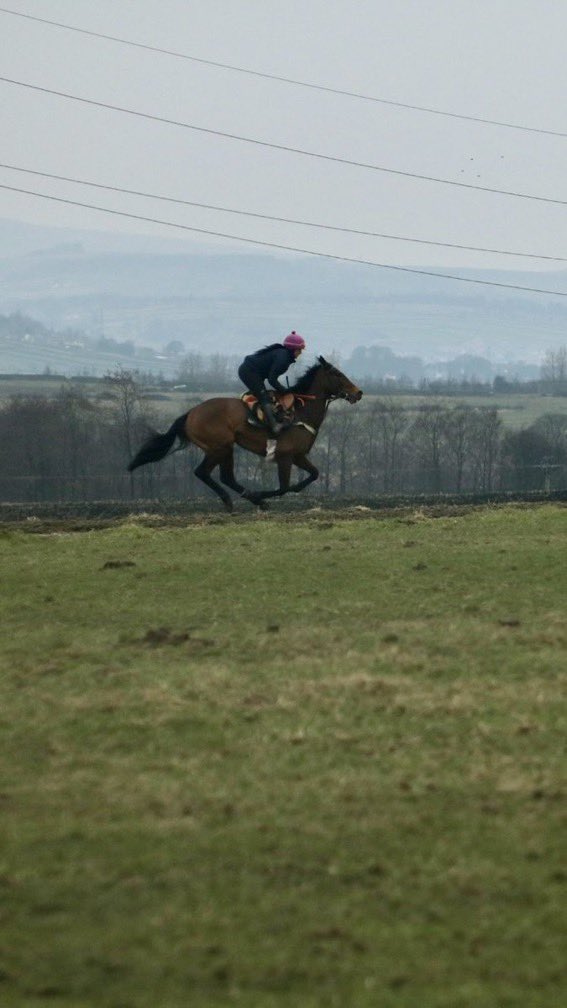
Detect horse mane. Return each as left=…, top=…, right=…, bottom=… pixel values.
left=288, top=358, right=326, bottom=393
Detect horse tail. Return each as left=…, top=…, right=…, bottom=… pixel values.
left=127, top=413, right=189, bottom=472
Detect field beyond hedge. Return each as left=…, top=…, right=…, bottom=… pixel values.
left=4, top=374, right=567, bottom=430
left=1, top=505, right=566, bottom=1007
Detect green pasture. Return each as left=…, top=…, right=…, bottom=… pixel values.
left=1, top=505, right=566, bottom=1007
left=0, top=375, right=201, bottom=414
left=371, top=393, right=567, bottom=429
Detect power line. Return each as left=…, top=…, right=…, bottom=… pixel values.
left=1, top=161, right=565, bottom=262
left=1, top=4, right=565, bottom=139
left=3, top=75, right=567, bottom=208
left=1, top=180, right=566, bottom=297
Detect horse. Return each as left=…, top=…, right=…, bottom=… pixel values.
left=128, top=356, right=363, bottom=510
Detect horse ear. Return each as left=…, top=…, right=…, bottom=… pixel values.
left=318, top=355, right=329, bottom=367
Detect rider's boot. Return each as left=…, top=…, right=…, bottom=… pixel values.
left=259, top=394, right=283, bottom=436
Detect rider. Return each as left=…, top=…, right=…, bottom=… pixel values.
left=238, top=331, right=306, bottom=435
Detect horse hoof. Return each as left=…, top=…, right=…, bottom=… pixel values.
left=244, top=492, right=265, bottom=508
left=257, top=499, right=270, bottom=511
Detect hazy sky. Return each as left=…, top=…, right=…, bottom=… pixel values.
left=2, top=0, right=567, bottom=274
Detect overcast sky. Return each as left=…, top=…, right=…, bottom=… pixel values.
left=2, top=0, right=567, bottom=274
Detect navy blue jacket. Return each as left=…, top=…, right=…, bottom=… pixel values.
left=241, top=344, right=295, bottom=393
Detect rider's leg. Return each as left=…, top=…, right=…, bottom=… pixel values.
left=257, top=389, right=283, bottom=436
left=238, top=365, right=282, bottom=436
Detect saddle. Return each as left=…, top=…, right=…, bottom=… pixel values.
left=242, top=391, right=296, bottom=430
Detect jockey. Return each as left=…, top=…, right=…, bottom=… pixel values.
left=238, top=331, right=306, bottom=435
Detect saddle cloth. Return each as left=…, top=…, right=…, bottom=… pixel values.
left=241, top=391, right=295, bottom=428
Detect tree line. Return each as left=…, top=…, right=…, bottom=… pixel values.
left=172, top=347, right=567, bottom=397
left=1, top=369, right=566, bottom=503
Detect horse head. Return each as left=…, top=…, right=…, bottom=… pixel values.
left=317, top=356, right=363, bottom=403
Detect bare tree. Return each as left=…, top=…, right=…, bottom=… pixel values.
left=443, top=405, right=475, bottom=493
left=470, top=408, right=502, bottom=492
left=104, top=367, right=143, bottom=462
left=410, top=404, right=445, bottom=492
left=375, top=400, right=408, bottom=492
left=541, top=346, right=567, bottom=394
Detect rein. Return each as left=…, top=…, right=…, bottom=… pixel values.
left=293, top=392, right=349, bottom=404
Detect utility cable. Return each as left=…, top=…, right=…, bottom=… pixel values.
left=3, top=76, right=567, bottom=208
left=1, top=180, right=566, bottom=297
left=1, top=161, right=565, bottom=262
left=3, top=77, right=567, bottom=208
left=1, top=5, right=566, bottom=139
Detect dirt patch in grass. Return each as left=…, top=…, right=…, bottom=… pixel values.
left=1, top=494, right=567, bottom=534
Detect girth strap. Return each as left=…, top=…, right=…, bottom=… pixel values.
left=294, top=420, right=317, bottom=435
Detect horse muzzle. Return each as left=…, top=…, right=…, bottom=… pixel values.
left=346, top=388, right=363, bottom=403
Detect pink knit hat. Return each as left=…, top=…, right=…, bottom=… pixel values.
left=283, top=331, right=306, bottom=349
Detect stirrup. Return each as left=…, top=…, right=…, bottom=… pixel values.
left=246, top=413, right=264, bottom=428
left=246, top=414, right=281, bottom=434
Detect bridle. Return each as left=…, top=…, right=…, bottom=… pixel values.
left=293, top=386, right=359, bottom=405
left=332, top=390, right=360, bottom=403
left=290, top=364, right=361, bottom=407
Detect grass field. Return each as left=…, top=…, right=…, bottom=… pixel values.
left=381, top=393, right=567, bottom=429
left=1, top=505, right=566, bottom=1007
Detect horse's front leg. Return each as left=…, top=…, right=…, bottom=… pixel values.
left=255, top=454, right=293, bottom=499
left=288, top=454, right=319, bottom=493
left=276, top=454, right=293, bottom=495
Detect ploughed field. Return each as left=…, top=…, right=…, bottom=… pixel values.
left=1, top=505, right=566, bottom=1007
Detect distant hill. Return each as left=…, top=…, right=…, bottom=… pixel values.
left=345, top=345, right=539, bottom=383
left=0, top=215, right=209, bottom=258
left=1, top=216, right=567, bottom=367
left=0, top=311, right=542, bottom=383
left=0, top=310, right=181, bottom=378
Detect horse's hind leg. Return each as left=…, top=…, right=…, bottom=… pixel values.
left=219, top=452, right=269, bottom=510
left=194, top=453, right=233, bottom=512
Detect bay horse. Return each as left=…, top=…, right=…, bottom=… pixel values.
left=128, top=356, right=362, bottom=510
